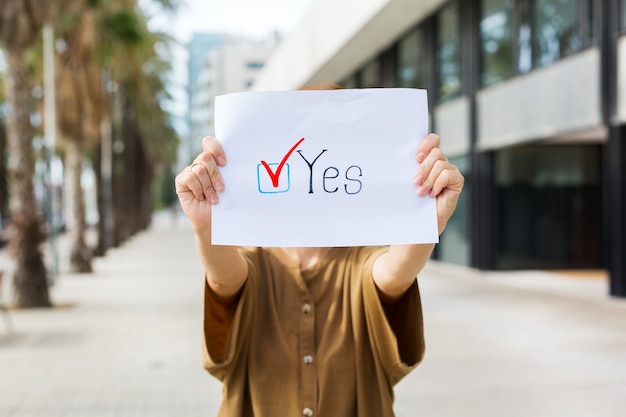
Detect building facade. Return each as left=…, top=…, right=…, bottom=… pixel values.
left=182, top=33, right=225, bottom=168
left=190, top=37, right=275, bottom=156
left=253, top=0, right=626, bottom=297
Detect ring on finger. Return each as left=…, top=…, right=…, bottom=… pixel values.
left=188, top=162, right=202, bottom=172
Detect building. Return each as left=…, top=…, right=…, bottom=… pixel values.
left=187, top=33, right=225, bottom=115
left=189, top=36, right=275, bottom=157
left=253, top=0, right=626, bottom=297
left=182, top=33, right=225, bottom=166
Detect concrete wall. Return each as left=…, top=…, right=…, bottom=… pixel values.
left=434, top=97, right=471, bottom=158
left=405, top=44, right=603, bottom=158
left=253, top=0, right=446, bottom=91
left=476, top=48, right=603, bottom=150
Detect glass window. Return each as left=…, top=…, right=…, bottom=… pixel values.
left=437, top=1, right=462, bottom=102
left=341, top=76, right=358, bottom=89
left=361, top=59, right=381, bottom=88
left=397, top=27, right=425, bottom=88
left=517, top=1, right=533, bottom=73
left=495, top=145, right=602, bottom=269
left=436, top=155, right=470, bottom=266
left=480, top=0, right=515, bottom=86
left=584, top=0, right=594, bottom=40
left=531, top=0, right=583, bottom=68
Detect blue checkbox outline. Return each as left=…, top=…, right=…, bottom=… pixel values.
left=257, top=162, right=291, bottom=194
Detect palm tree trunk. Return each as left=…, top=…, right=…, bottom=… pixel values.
left=4, top=49, right=51, bottom=308
left=93, top=116, right=114, bottom=256
left=0, top=120, right=8, bottom=227
left=66, top=140, right=92, bottom=273
left=92, top=140, right=105, bottom=257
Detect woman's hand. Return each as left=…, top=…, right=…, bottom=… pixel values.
left=175, top=136, right=227, bottom=231
left=414, top=133, right=465, bottom=235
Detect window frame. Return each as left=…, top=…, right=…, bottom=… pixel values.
left=395, top=26, right=428, bottom=89
left=359, top=56, right=383, bottom=88
left=436, top=0, right=463, bottom=103
left=529, top=0, right=590, bottom=68
left=479, top=0, right=517, bottom=87
left=477, top=0, right=595, bottom=88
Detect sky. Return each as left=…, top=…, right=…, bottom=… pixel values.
left=142, top=0, right=315, bottom=133
left=150, top=0, right=314, bottom=44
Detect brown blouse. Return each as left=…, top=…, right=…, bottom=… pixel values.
left=202, top=246, right=425, bottom=417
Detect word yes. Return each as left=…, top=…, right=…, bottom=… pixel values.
left=297, top=149, right=363, bottom=195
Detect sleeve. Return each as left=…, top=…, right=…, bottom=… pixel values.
left=202, top=253, right=256, bottom=382
left=360, top=247, right=426, bottom=386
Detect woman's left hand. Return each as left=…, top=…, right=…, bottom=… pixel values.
left=414, top=133, right=465, bottom=235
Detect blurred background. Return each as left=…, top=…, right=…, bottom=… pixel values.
left=2, top=0, right=626, bottom=304
left=1, top=0, right=626, bottom=416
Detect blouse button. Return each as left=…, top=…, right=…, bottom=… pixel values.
left=302, top=303, right=312, bottom=314
left=303, top=355, right=314, bottom=364
left=302, top=407, right=314, bottom=416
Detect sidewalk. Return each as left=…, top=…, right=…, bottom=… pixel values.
left=0, top=213, right=222, bottom=417
left=395, top=262, right=626, bottom=417
left=1, top=213, right=625, bottom=417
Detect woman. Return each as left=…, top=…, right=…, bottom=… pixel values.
left=176, top=132, right=464, bottom=417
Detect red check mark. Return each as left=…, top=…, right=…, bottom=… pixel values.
left=260, top=137, right=305, bottom=187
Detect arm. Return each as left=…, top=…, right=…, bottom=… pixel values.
left=175, top=136, right=248, bottom=304
left=373, top=133, right=464, bottom=301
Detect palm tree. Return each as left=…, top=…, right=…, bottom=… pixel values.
left=0, top=0, right=51, bottom=307
left=93, top=3, right=157, bottom=247
left=0, top=117, right=8, bottom=235
left=53, top=0, right=178, bottom=269
left=109, top=20, right=179, bottom=241
left=0, top=0, right=177, bottom=301
left=0, top=72, right=9, bottom=233
left=54, top=3, right=108, bottom=272
left=85, top=2, right=179, bottom=249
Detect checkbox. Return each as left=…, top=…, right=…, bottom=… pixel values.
left=258, top=162, right=290, bottom=193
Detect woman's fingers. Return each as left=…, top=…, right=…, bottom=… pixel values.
left=415, top=133, right=441, bottom=163
left=187, top=155, right=224, bottom=204
left=176, top=138, right=226, bottom=206
left=415, top=146, right=447, bottom=196
left=181, top=165, right=208, bottom=201
left=202, top=136, right=227, bottom=167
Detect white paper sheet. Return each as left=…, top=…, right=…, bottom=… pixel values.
left=211, top=88, right=438, bottom=247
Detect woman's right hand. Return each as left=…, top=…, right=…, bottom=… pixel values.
left=175, top=136, right=227, bottom=230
